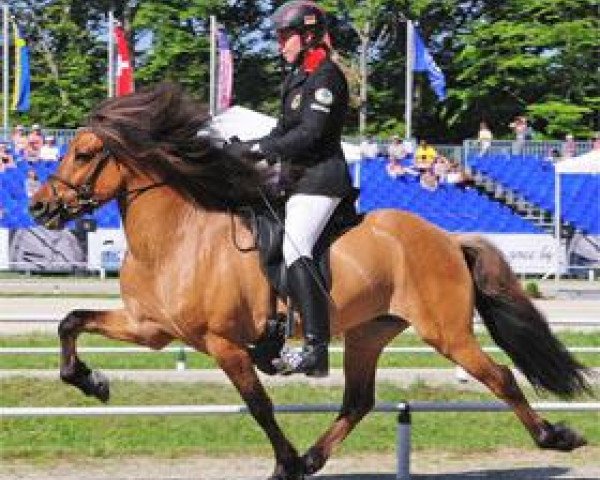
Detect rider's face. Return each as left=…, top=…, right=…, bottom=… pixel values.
left=277, top=29, right=303, bottom=64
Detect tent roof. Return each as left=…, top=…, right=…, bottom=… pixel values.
left=210, top=105, right=361, bottom=162
left=555, top=148, right=600, bottom=174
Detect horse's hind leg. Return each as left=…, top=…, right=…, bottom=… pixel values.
left=442, top=335, right=587, bottom=451
left=58, top=309, right=172, bottom=402
left=301, top=316, right=407, bottom=475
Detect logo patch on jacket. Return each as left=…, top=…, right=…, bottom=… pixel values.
left=290, top=93, right=302, bottom=110
left=315, top=88, right=333, bottom=106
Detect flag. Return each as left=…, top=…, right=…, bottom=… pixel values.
left=217, top=28, right=233, bottom=111
left=114, top=24, right=134, bottom=96
left=413, top=27, right=446, bottom=101
left=12, top=23, right=30, bottom=112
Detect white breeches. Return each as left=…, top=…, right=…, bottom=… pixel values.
left=283, top=194, right=341, bottom=266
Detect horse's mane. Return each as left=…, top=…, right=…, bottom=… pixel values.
left=87, top=82, right=264, bottom=209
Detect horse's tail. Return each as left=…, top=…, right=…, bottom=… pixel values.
left=458, top=235, right=591, bottom=398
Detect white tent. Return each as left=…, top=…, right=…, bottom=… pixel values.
left=210, top=105, right=361, bottom=162
left=554, top=148, right=600, bottom=281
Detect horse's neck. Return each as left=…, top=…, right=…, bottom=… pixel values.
left=120, top=184, right=210, bottom=262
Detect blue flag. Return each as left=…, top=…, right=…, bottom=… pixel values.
left=413, top=27, right=446, bottom=101
left=12, top=23, right=31, bottom=112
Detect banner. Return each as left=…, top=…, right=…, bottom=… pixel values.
left=484, top=234, right=562, bottom=274
left=114, top=24, right=134, bottom=96
left=8, top=227, right=86, bottom=272
left=217, top=28, right=233, bottom=111
left=87, top=229, right=126, bottom=272
left=11, top=23, right=30, bottom=112
left=413, top=27, right=446, bottom=101
left=0, top=229, right=8, bottom=270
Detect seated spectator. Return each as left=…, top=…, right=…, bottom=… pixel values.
left=25, top=169, right=41, bottom=198
left=360, top=135, right=379, bottom=160
left=11, top=124, right=28, bottom=155
left=419, top=168, right=438, bottom=191
left=387, top=135, right=406, bottom=163
left=477, top=121, right=493, bottom=155
left=39, top=136, right=60, bottom=161
left=562, top=133, right=576, bottom=158
left=414, top=139, right=437, bottom=170
left=446, top=161, right=475, bottom=189
left=544, top=148, right=562, bottom=163
left=26, top=124, right=44, bottom=161
left=432, top=154, right=451, bottom=181
left=0, top=142, right=16, bottom=171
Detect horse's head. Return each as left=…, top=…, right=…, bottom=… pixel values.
left=29, top=129, right=126, bottom=229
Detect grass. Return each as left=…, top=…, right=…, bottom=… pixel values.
left=1, top=378, right=598, bottom=461
left=0, top=332, right=598, bottom=370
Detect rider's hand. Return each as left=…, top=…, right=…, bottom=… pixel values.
left=223, top=139, right=264, bottom=163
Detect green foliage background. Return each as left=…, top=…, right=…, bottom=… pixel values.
left=5, top=0, right=599, bottom=141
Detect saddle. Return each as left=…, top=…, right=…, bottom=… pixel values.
left=237, top=188, right=363, bottom=374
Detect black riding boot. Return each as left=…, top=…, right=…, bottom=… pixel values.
left=275, top=257, right=330, bottom=377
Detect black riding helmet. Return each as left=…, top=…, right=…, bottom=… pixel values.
left=272, top=1, right=328, bottom=48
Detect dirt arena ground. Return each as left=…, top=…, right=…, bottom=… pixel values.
left=2, top=447, right=600, bottom=479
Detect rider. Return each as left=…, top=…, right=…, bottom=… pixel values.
left=226, top=0, right=353, bottom=377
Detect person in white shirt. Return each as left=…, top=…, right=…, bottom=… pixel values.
left=39, top=136, right=60, bottom=161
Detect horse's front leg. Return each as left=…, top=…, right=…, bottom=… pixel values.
left=58, top=309, right=172, bottom=402
left=207, top=336, right=303, bottom=480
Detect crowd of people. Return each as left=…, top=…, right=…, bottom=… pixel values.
left=0, top=124, right=63, bottom=174
left=360, top=135, right=474, bottom=192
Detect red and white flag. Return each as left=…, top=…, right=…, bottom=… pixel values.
left=217, top=29, right=233, bottom=111
left=114, top=24, right=134, bottom=96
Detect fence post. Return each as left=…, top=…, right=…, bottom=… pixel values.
left=396, top=403, right=411, bottom=480
left=176, top=347, right=187, bottom=371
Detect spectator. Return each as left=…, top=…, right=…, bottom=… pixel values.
left=477, top=121, right=493, bottom=155
left=562, top=133, right=576, bottom=158
left=387, top=135, right=406, bottom=161
left=432, top=154, right=451, bottom=181
left=402, top=138, right=415, bottom=157
left=25, top=169, right=41, bottom=198
left=415, top=139, right=437, bottom=170
left=0, top=142, right=16, bottom=171
left=544, top=148, right=562, bottom=163
left=360, top=135, right=379, bottom=160
left=592, top=132, right=600, bottom=151
left=509, top=115, right=528, bottom=154
left=419, top=168, right=438, bottom=191
left=11, top=124, right=28, bottom=155
left=446, top=161, right=475, bottom=189
left=39, top=136, right=60, bottom=162
left=26, top=124, right=44, bottom=161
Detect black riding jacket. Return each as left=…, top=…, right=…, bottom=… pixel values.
left=258, top=55, right=353, bottom=198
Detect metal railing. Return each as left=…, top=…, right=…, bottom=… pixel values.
left=1, top=401, right=598, bottom=480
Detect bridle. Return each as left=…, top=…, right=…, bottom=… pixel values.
left=48, top=146, right=113, bottom=216
left=46, top=144, right=165, bottom=220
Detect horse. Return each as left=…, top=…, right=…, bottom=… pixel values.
left=29, top=83, right=590, bottom=480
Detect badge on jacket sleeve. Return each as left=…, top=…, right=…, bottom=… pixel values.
left=290, top=93, right=302, bottom=110
left=315, top=88, right=333, bottom=106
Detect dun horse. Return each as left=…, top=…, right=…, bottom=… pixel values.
left=30, top=84, right=590, bottom=479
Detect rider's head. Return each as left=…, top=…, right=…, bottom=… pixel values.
left=272, top=1, right=328, bottom=64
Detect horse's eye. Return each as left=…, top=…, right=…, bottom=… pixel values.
left=75, top=152, right=94, bottom=162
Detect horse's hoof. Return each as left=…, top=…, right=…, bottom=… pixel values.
left=268, top=460, right=305, bottom=480
left=537, top=421, right=587, bottom=451
left=88, top=370, right=110, bottom=403
left=302, top=447, right=326, bottom=474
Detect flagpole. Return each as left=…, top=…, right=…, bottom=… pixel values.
left=108, top=10, right=115, bottom=98
left=2, top=3, right=9, bottom=137
left=209, top=15, right=217, bottom=116
left=404, top=19, right=414, bottom=141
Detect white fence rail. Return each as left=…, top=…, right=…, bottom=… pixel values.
left=1, top=401, right=598, bottom=480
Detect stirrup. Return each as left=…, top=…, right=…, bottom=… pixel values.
left=271, top=345, right=329, bottom=378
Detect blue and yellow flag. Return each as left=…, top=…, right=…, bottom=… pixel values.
left=12, top=23, right=30, bottom=112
